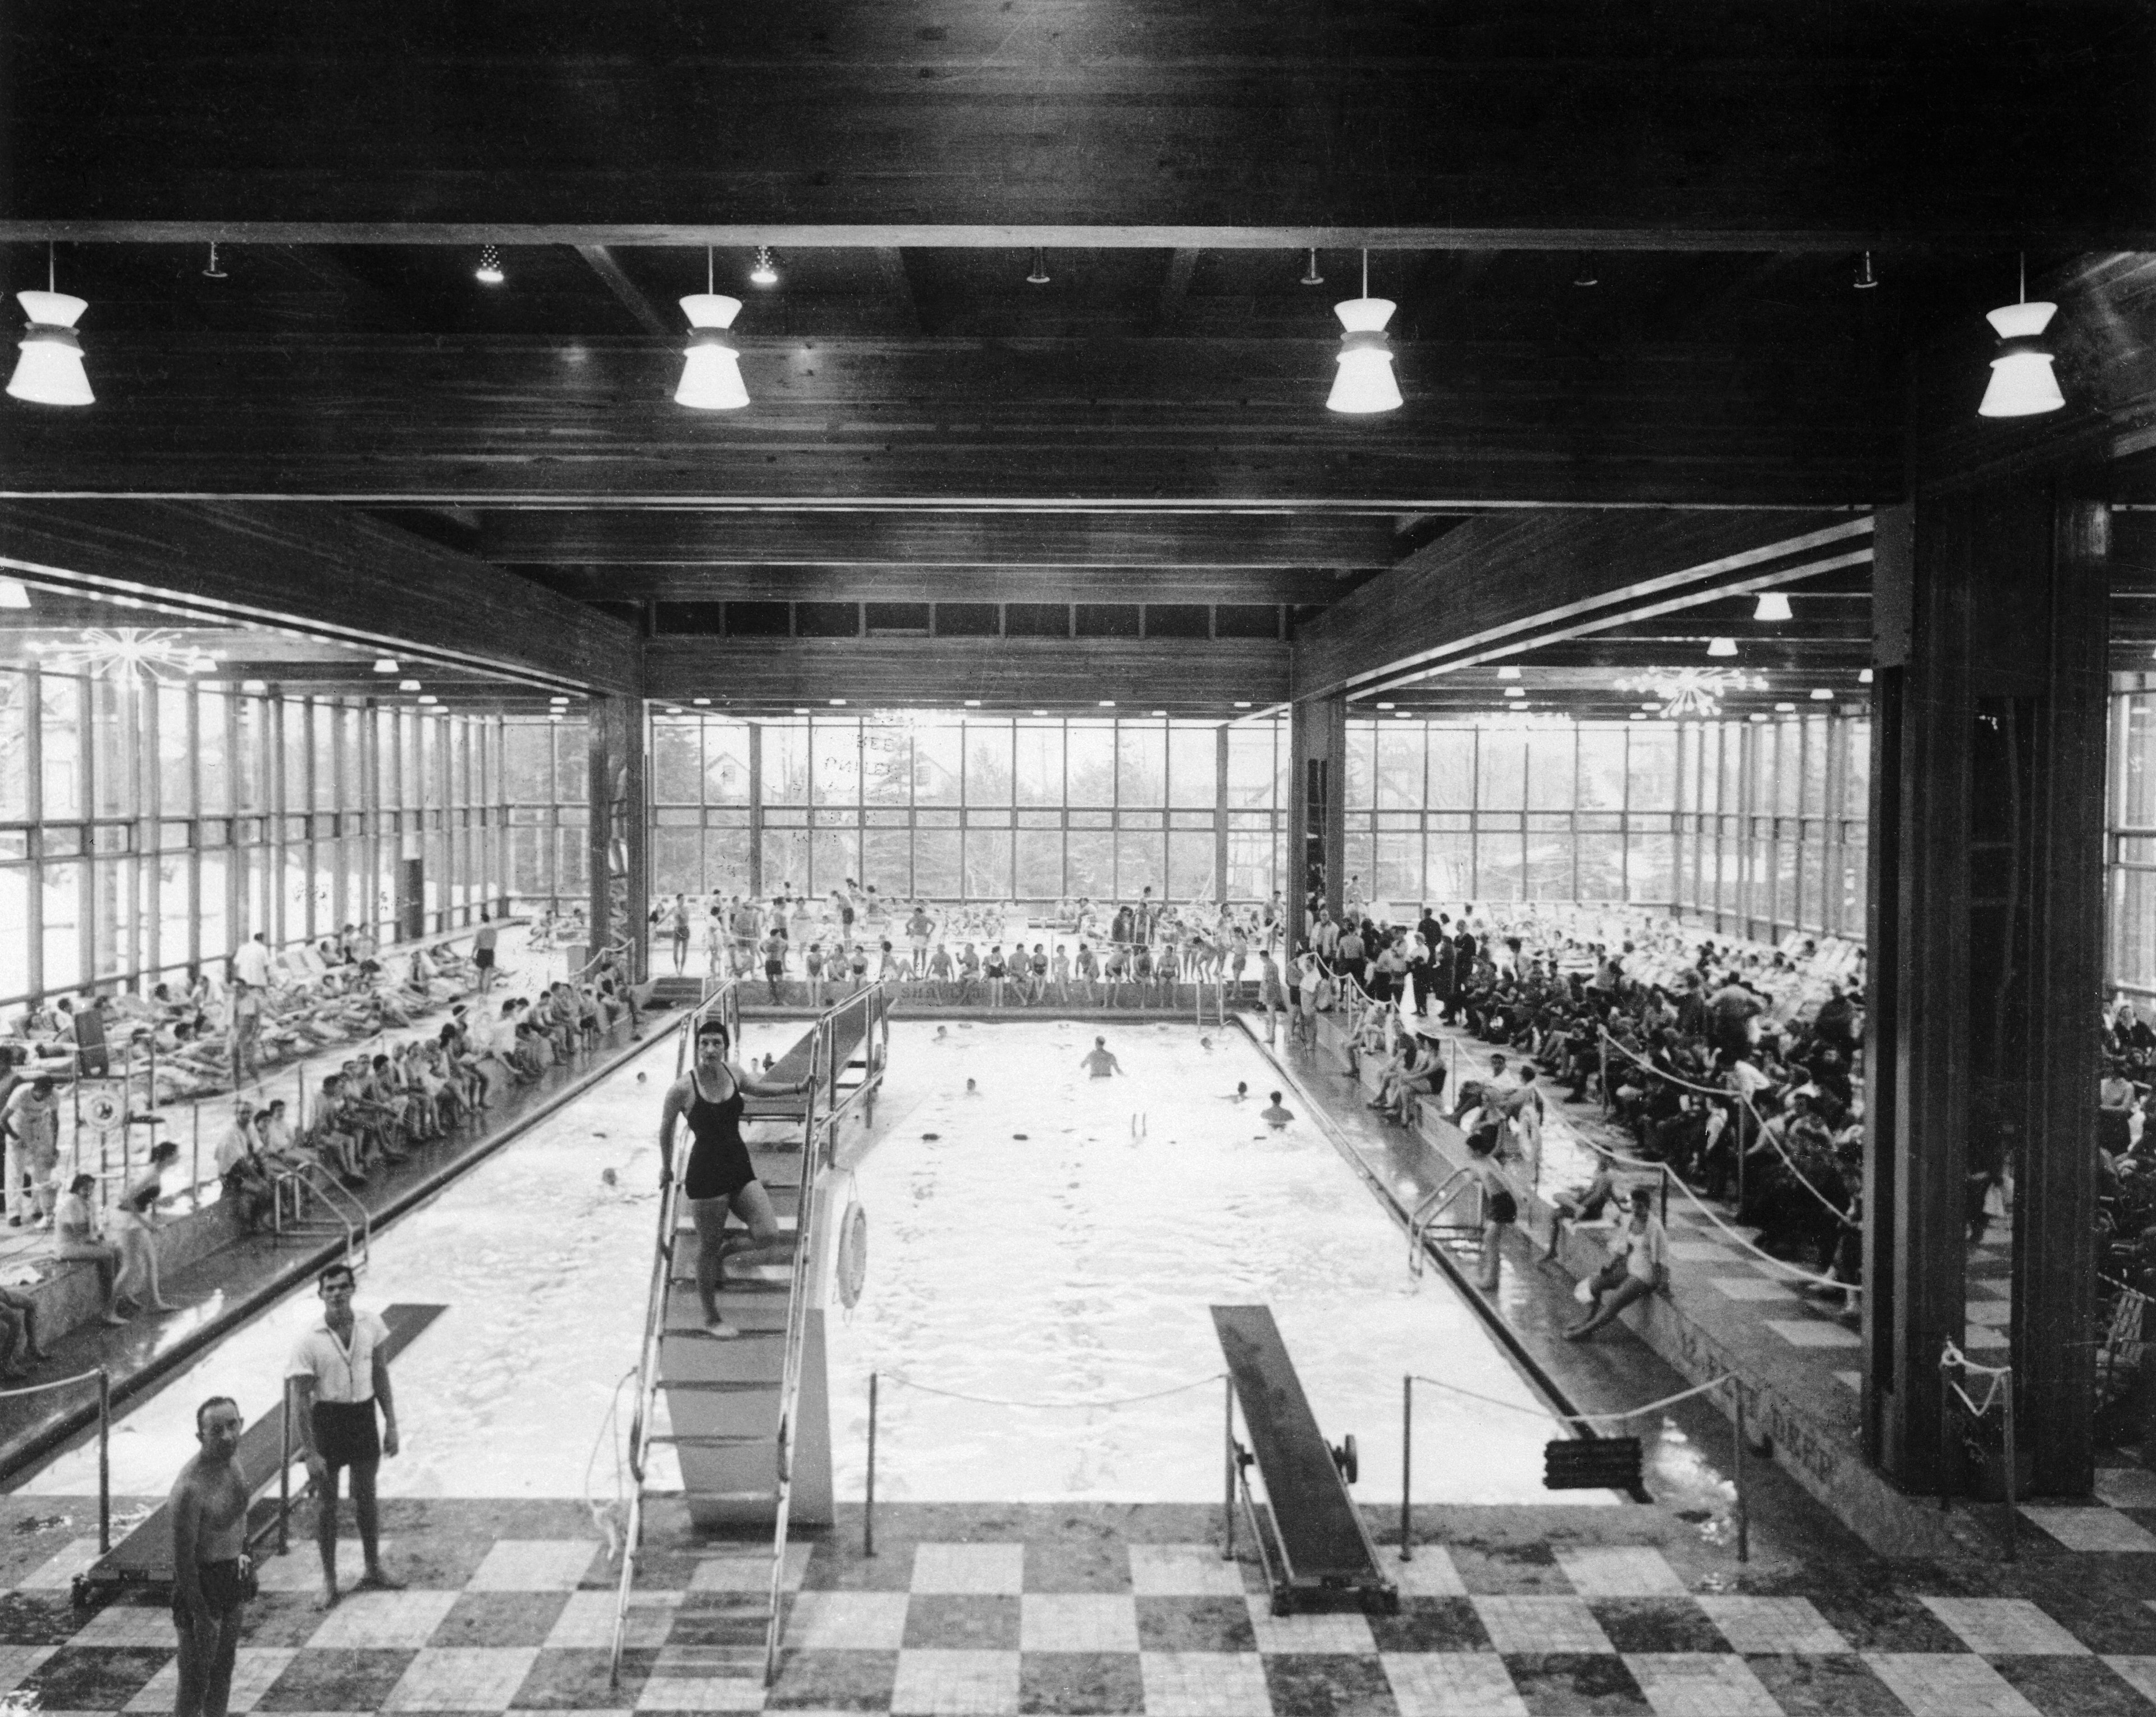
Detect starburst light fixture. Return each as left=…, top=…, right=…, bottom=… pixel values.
left=1613, top=666, right=1769, bottom=720
left=26, top=628, right=216, bottom=681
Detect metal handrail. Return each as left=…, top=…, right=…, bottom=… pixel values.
left=609, top=977, right=737, bottom=1691
left=1407, top=1169, right=1477, bottom=1277
left=276, top=1160, right=372, bottom=1267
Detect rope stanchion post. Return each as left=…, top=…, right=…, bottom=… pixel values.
left=1221, top=1376, right=1236, bottom=1563
left=1659, top=1163, right=1670, bottom=1230
left=279, top=1386, right=292, bottom=1557
left=1731, top=1378, right=1748, bottom=1564
left=2001, top=1378, right=2018, bottom=1564
left=864, top=1372, right=877, bottom=1559
left=97, top=1367, right=111, bottom=1555
left=1399, top=1374, right=1412, bottom=1564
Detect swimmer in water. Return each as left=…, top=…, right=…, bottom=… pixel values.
left=1225, top=1081, right=1249, bottom=1103
left=1080, top=1037, right=1125, bottom=1079
left=1260, top=1091, right=1295, bottom=1130
left=964, top=1077, right=981, bottom=1097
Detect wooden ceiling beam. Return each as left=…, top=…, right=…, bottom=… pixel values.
left=533, top=565, right=1356, bottom=606
left=0, top=500, right=639, bottom=693
left=643, top=636, right=1287, bottom=709
left=476, top=510, right=1403, bottom=569
left=1294, top=512, right=1875, bottom=700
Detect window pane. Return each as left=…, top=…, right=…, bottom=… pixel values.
left=1066, top=724, right=1115, bottom=805
left=862, top=824, right=910, bottom=896
left=652, top=719, right=702, bottom=802
left=1117, top=723, right=1165, bottom=807
left=1226, top=726, right=1277, bottom=809
left=1477, top=736, right=1525, bottom=811
left=813, top=723, right=861, bottom=806
left=92, top=856, right=136, bottom=978
left=92, top=676, right=130, bottom=818
left=553, top=722, right=587, bottom=804
left=42, top=860, right=81, bottom=991
left=704, top=720, right=751, bottom=805
left=862, top=723, right=911, bottom=806
left=0, top=865, right=28, bottom=999
left=0, top=671, right=25, bottom=823
left=913, top=827, right=961, bottom=897
left=966, top=721, right=1013, bottom=805
left=313, top=699, right=338, bottom=811
left=654, top=826, right=700, bottom=897
left=505, top=721, right=553, bottom=801
left=1476, top=817, right=1522, bottom=901
left=156, top=687, right=194, bottom=820
left=913, top=723, right=962, bottom=806
left=1525, top=730, right=1573, bottom=812
left=1374, top=726, right=1422, bottom=810
left=40, top=673, right=81, bottom=820
left=1525, top=819, right=1570, bottom=898
left=1016, top=828, right=1062, bottom=898
left=1168, top=829, right=1214, bottom=899
left=1427, top=728, right=1474, bottom=808
left=1628, top=832, right=1674, bottom=904
left=1114, top=829, right=1163, bottom=898
left=1577, top=725, right=1627, bottom=811
left=1015, top=723, right=1063, bottom=807
left=1628, top=725, right=1678, bottom=811
left=1226, top=826, right=1275, bottom=902
left=1066, top=829, right=1112, bottom=899
left=963, top=828, right=1011, bottom=898
left=1168, top=725, right=1217, bottom=806
left=1374, top=830, right=1420, bottom=903
left=1426, top=829, right=1472, bottom=903
left=762, top=827, right=811, bottom=898
left=1344, top=723, right=1374, bottom=809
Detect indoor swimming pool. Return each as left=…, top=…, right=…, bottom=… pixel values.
left=824, top=1019, right=1584, bottom=1506
left=16, top=1013, right=1581, bottom=1513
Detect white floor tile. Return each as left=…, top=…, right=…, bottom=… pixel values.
left=301, top=1586, right=461, bottom=1648
left=2097, top=1469, right=2156, bottom=1510
left=464, top=1538, right=601, bottom=1592
left=1707, top=1278, right=1797, bottom=1303
left=1019, top=1592, right=1140, bottom=1653
left=1862, top=1652, right=2041, bottom=1716
left=1553, top=1547, right=1684, bottom=1597
left=1763, top=1319, right=1861, bottom=1349
left=784, top=1590, right=911, bottom=1652
left=1243, top=1595, right=1374, bottom=1655
left=1624, top=1654, right=1780, bottom=1716
left=1468, top=1596, right=1612, bottom=1656
left=1693, top=1596, right=1848, bottom=1655
left=545, top=1588, right=681, bottom=1650
left=1382, top=1651, right=1526, bottom=1716
left=1138, top=1650, right=1272, bottom=1717
left=888, top=1648, right=1021, bottom=1715
left=1920, top=1596, right=2088, bottom=1656
left=2027, top=1506, right=2156, bottom=1552
left=1128, top=1544, right=1249, bottom=1597
left=382, top=1646, right=541, bottom=1711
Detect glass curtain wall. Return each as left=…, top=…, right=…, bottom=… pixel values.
left=646, top=713, right=1289, bottom=905
left=0, top=665, right=517, bottom=1014
left=1340, top=712, right=1871, bottom=940
left=2111, top=684, right=2156, bottom=994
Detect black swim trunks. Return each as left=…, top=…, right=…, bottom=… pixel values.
left=312, top=1399, right=381, bottom=1468
left=172, top=1558, right=248, bottom=1618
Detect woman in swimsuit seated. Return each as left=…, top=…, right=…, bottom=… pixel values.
left=657, top=1016, right=813, bottom=1340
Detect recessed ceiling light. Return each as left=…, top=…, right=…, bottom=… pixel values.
left=240, top=678, right=266, bottom=693
left=1151, top=709, right=1165, bottom=716
left=1496, top=665, right=1520, bottom=681
left=1753, top=592, right=1793, bottom=622
left=665, top=706, right=683, bottom=715
left=474, top=245, right=505, bottom=285
left=0, top=578, right=28, bottom=609
left=964, top=699, right=981, bottom=707
left=418, top=693, right=440, bottom=705
left=372, top=657, right=398, bottom=674
left=1099, top=700, right=1115, bottom=708
left=1392, top=710, right=1410, bottom=719
left=793, top=706, right=809, bottom=714
left=1775, top=701, right=1796, bottom=712
left=1810, top=687, right=1833, bottom=701
left=1234, top=701, right=1253, bottom=709
left=1032, top=709, right=1047, bottom=716
left=549, top=695, right=569, bottom=705
left=829, top=698, right=846, bottom=706
left=1707, top=637, right=1738, bottom=658
left=1858, top=668, right=1875, bottom=684
left=1749, top=712, right=1768, bottom=723
left=1502, top=687, right=1525, bottom=698
left=1629, top=713, right=1646, bottom=721
left=1375, top=701, right=1395, bottom=710
left=749, top=245, right=779, bottom=288
left=399, top=679, right=422, bottom=692
left=693, top=697, right=711, bottom=705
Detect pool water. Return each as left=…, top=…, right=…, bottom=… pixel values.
left=825, top=1020, right=1587, bottom=1505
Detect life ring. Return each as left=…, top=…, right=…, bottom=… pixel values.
left=837, top=1203, right=869, bottom=1309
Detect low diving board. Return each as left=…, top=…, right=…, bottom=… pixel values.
left=73, top=1302, right=447, bottom=1605
left=1212, top=1304, right=1396, bottom=1616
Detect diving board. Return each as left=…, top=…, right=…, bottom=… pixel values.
left=72, top=1302, right=446, bottom=1605
left=1212, top=1304, right=1397, bottom=1616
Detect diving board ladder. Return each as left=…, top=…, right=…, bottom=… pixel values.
left=611, top=981, right=890, bottom=1695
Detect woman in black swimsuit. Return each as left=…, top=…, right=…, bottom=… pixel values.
left=657, top=1017, right=812, bottom=1339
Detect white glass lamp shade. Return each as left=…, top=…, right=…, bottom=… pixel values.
left=1706, top=636, right=1738, bottom=658
left=676, top=294, right=748, bottom=410
left=7, top=291, right=93, bottom=407
left=1752, top=591, right=1792, bottom=622
left=1326, top=297, right=1402, bottom=414
left=1977, top=299, right=2064, bottom=418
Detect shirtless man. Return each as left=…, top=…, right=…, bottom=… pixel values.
left=1080, top=1038, right=1124, bottom=1079
left=1260, top=1092, right=1295, bottom=1130
left=170, top=1396, right=250, bottom=1717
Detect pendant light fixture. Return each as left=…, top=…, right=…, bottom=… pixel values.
left=1300, top=248, right=1324, bottom=287
left=1753, top=591, right=1793, bottom=622
left=749, top=246, right=779, bottom=288
left=8, top=243, right=93, bottom=407
left=677, top=248, right=749, bottom=410
left=1326, top=250, right=1401, bottom=414
left=1977, top=254, right=2064, bottom=418
left=1853, top=252, right=1878, bottom=291
left=1706, top=636, right=1738, bottom=658
left=474, top=245, right=505, bottom=285
left=1026, top=249, right=1051, bottom=286
left=202, top=241, right=229, bottom=281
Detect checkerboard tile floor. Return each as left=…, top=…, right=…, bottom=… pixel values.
left=11, top=1506, right=2156, bottom=1716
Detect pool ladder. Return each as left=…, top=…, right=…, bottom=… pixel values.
left=1406, top=1170, right=1483, bottom=1277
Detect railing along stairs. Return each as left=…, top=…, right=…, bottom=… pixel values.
left=610, top=980, right=888, bottom=1697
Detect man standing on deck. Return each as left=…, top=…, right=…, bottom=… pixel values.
left=473, top=910, right=499, bottom=996
left=169, top=1396, right=249, bottom=1717
left=1080, top=1037, right=1125, bottom=1079
left=286, top=1263, right=402, bottom=1610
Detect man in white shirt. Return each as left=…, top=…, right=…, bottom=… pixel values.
left=232, top=935, right=272, bottom=992
left=1564, top=1186, right=1669, bottom=1341
left=285, top=1263, right=401, bottom=1609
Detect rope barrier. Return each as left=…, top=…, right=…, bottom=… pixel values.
left=1410, top=1369, right=1731, bottom=1428
left=880, top=1371, right=1228, bottom=1411
left=0, top=1366, right=106, bottom=1400
left=1940, top=1341, right=2011, bottom=1419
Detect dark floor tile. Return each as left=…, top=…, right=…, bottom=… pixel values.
left=1994, top=1654, right=2156, bottom=1715
left=765, top=1645, right=899, bottom=1710
left=510, top=1646, right=656, bottom=1708
left=799, top=1542, right=920, bottom=1592
left=1020, top=1648, right=1147, bottom=1715
left=1586, top=1599, right=1728, bottom=1654
left=252, top=1645, right=417, bottom=1711
left=24, top=1644, right=174, bottom=1707
left=904, top=1593, right=1021, bottom=1650
left=1026, top=1541, right=1135, bottom=1595
left=237, top=1591, right=344, bottom=1648
left=1447, top=1542, right=1569, bottom=1596
left=1135, top=1594, right=1258, bottom=1654
left=0, top=1591, right=93, bottom=1646
left=1260, top=1652, right=1399, bottom=1717
left=1739, top=1655, right=1906, bottom=1717
left=1368, top=1597, right=1492, bottom=1654
left=427, top=1588, right=571, bottom=1649
left=1500, top=1651, right=1651, bottom=1716
left=1804, top=1587, right=1969, bottom=1654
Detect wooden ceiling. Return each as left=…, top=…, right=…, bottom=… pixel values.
left=1, top=2, right=2152, bottom=716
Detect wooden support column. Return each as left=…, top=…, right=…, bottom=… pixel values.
left=1863, top=485, right=2108, bottom=1497
left=586, top=694, right=651, bottom=982
left=1287, top=696, right=1347, bottom=947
